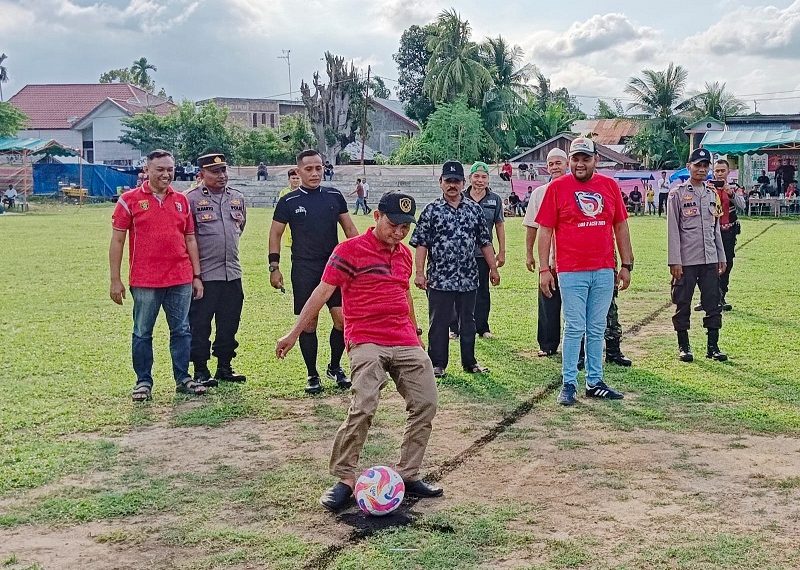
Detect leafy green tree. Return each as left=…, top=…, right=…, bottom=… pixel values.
left=99, top=68, right=135, bottom=85
left=479, top=36, right=534, bottom=155
left=279, top=113, right=317, bottom=156
left=624, top=124, right=687, bottom=169
left=424, top=9, right=492, bottom=108
left=394, top=24, right=436, bottom=123
left=517, top=100, right=580, bottom=147
left=234, top=127, right=291, bottom=165
left=131, top=57, right=157, bottom=91
left=119, top=111, right=179, bottom=155
left=371, top=77, right=391, bottom=99
left=595, top=99, right=625, bottom=119
left=390, top=98, right=486, bottom=164
left=624, top=63, right=689, bottom=126
left=0, top=101, right=27, bottom=137
left=684, top=81, right=748, bottom=121
left=0, top=53, right=9, bottom=102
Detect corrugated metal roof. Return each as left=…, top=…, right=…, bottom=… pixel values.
left=571, top=119, right=640, bottom=145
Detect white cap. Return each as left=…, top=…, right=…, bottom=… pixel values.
left=547, top=148, right=568, bottom=160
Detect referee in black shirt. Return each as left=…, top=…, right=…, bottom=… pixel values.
left=269, top=150, right=359, bottom=394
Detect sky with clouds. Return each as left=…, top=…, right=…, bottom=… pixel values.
left=2, top=0, right=800, bottom=115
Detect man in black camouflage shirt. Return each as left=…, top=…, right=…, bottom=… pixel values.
left=410, top=161, right=500, bottom=378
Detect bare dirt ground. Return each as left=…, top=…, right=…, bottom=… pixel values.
left=3, top=373, right=800, bottom=569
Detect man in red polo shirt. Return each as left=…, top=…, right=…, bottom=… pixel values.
left=276, top=192, right=442, bottom=512
left=109, top=149, right=207, bottom=402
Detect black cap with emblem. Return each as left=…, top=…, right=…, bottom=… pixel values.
left=440, top=160, right=465, bottom=181
left=688, top=147, right=712, bottom=165
left=197, top=153, right=227, bottom=169
left=378, top=192, right=417, bottom=224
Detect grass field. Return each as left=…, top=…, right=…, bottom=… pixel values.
left=1, top=204, right=799, bottom=569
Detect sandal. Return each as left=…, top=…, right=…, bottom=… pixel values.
left=464, top=363, right=490, bottom=374
left=176, top=378, right=208, bottom=396
left=132, top=383, right=152, bottom=402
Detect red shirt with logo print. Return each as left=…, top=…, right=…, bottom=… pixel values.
left=534, top=172, right=627, bottom=273
left=112, top=182, right=195, bottom=288
left=321, top=228, right=420, bottom=348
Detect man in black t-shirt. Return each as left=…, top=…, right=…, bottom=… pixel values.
left=269, top=149, right=359, bottom=394
left=756, top=170, right=770, bottom=186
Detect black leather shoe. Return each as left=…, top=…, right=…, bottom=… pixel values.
left=694, top=303, right=703, bottom=311
left=305, top=375, right=323, bottom=395
left=215, top=363, right=246, bottom=383
left=606, top=352, right=633, bottom=367
left=404, top=479, right=443, bottom=498
left=319, top=482, right=353, bottom=512
left=193, top=362, right=217, bottom=387
left=706, top=346, right=728, bottom=361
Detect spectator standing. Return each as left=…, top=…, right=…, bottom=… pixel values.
left=657, top=170, right=670, bottom=216
left=350, top=178, right=368, bottom=215
left=646, top=183, right=656, bottom=215
left=361, top=178, right=372, bottom=213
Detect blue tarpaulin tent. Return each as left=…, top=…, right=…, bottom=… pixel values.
left=32, top=163, right=138, bottom=197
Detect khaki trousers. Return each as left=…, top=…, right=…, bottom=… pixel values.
left=329, top=343, right=438, bottom=482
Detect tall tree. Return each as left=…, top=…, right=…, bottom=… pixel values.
left=278, top=113, right=317, bottom=156
left=0, top=102, right=27, bottom=137
left=130, top=57, right=157, bottom=91
left=684, top=81, right=748, bottom=121
left=394, top=24, right=436, bottom=123
left=423, top=9, right=492, bottom=108
left=479, top=36, right=534, bottom=154
left=517, top=100, right=580, bottom=147
left=0, top=53, right=8, bottom=102
left=624, top=62, right=689, bottom=126
left=299, top=52, right=361, bottom=161
left=595, top=99, right=625, bottom=119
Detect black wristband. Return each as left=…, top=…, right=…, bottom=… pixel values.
left=268, top=253, right=280, bottom=264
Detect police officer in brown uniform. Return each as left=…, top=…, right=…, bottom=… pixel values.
left=667, top=148, right=728, bottom=363
left=185, top=153, right=247, bottom=384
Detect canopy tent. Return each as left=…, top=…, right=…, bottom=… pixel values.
left=0, top=137, right=80, bottom=201
left=701, top=130, right=800, bottom=154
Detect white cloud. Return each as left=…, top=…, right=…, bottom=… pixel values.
left=531, top=13, right=654, bottom=59
left=370, top=0, right=439, bottom=33
left=686, top=0, right=800, bottom=58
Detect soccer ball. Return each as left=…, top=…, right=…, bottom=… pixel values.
left=354, top=465, right=405, bottom=516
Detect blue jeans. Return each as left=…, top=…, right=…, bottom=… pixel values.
left=130, top=284, right=192, bottom=387
left=559, top=269, right=615, bottom=388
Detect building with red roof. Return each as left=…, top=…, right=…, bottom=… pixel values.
left=9, top=83, right=175, bottom=165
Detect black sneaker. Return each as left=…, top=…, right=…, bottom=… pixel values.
left=326, top=365, right=351, bottom=389
left=557, top=384, right=578, bottom=406
left=193, top=362, right=218, bottom=387
left=319, top=482, right=353, bottom=512
left=586, top=381, right=624, bottom=400
left=305, top=375, right=324, bottom=395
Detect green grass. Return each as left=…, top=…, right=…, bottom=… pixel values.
left=2, top=205, right=800, bottom=569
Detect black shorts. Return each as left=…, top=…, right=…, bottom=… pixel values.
left=291, top=261, right=342, bottom=315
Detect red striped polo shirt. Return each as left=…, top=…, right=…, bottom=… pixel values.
left=322, top=228, right=420, bottom=348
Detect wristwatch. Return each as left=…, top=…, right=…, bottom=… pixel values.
left=193, top=274, right=201, bottom=280
left=621, top=262, right=634, bottom=272
left=268, top=265, right=279, bottom=273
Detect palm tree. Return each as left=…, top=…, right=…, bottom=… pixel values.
left=0, top=53, right=9, bottom=102
left=479, top=36, right=534, bottom=153
left=423, top=9, right=493, bottom=108
left=684, top=81, right=748, bottom=121
left=130, top=57, right=157, bottom=90
left=624, top=63, right=689, bottom=127
left=517, top=100, right=580, bottom=147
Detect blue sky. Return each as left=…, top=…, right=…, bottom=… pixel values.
left=2, top=0, right=799, bottom=114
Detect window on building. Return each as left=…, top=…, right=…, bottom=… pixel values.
left=252, top=113, right=258, bottom=127
left=261, top=113, right=266, bottom=125
left=270, top=114, right=276, bottom=128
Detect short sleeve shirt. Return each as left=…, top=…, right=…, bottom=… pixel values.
left=273, top=186, right=348, bottom=264
left=535, top=173, right=628, bottom=273
left=464, top=188, right=504, bottom=257
left=409, top=197, right=491, bottom=292
left=322, top=229, right=420, bottom=348
left=522, top=182, right=555, bottom=266
left=111, top=182, right=195, bottom=288
left=185, top=185, right=246, bottom=281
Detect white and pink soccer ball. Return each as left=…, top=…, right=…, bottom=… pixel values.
left=354, top=465, right=405, bottom=516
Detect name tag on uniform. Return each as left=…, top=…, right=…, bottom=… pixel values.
left=485, top=200, right=497, bottom=206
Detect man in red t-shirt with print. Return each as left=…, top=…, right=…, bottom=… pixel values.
left=109, top=149, right=207, bottom=402
left=276, top=192, right=442, bottom=512
left=535, top=138, right=635, bottom=406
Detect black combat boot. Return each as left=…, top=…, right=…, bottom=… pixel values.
left=193, top=361, right=217, bottom=387
left=215, top=361, right=247, bottom=383
left=605, top=339, right=633, bottom=367
left=677, top=331, right=693, bottom=362
left=706, top=329, right=728, bottom=361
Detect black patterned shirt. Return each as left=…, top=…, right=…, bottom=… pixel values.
left=409, top=196, right=492, bottom=292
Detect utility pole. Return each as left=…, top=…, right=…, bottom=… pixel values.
left=360, top=65, right=370, bottom=175
left=278, top=49, right=292, bottom=99
left=753, top=99, right=758, bottom=113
